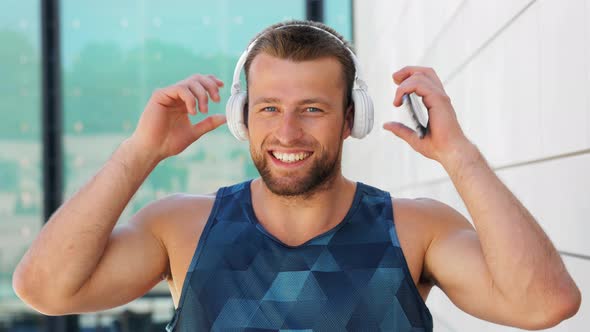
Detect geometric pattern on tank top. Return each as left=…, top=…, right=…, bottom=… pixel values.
left=166, top=180, right=433, bottom=331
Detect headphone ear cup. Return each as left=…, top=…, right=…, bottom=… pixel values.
left=225, top=92, right=249, bottom=141
left=350, top=88, right=374, bottom=138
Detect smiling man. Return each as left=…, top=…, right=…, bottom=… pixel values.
left=248, top=53, right=349, bottom=198
left=13, top=20, right=580, bottom=331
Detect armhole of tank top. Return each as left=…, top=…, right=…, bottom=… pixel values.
left=386, top=194, right=433, bottom=321
left=166, top=187, right=226, bottom=332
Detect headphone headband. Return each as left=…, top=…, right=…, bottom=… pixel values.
left=226, top=22, right=374, bottom=141
left=231, top=23, right=367, bottom=95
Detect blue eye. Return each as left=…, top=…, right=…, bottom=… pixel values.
left=306, top=107, right=322, bottom=113
left=262, top=106, right=277, bottom=112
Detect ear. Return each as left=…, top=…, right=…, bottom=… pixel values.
left=343, top=104, right=354, bottom=139
left=243, top=102, right=249, bottom=129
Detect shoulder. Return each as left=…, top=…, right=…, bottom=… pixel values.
left=390, top=196, right=473, bottom=282
left=131, top=192, right=217, bottom=221
left=392, top=196, right=472, bottom=230
left=391, top=196, right=474, bottom=247
left=129, top=193, right=217, bottom=243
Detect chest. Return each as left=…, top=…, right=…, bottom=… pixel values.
left=166, top=199, right=431, bottom=306
left=167, top=217, right=432, bottom=331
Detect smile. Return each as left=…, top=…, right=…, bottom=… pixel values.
left=270, top=151, right=312, bottom=163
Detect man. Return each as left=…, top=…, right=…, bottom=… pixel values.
left=13, top=20, right=580, bottom=331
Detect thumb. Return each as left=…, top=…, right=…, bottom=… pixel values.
left=192, top=114, right=227, bottom=139
left=383, top=121, right=417, bottom=145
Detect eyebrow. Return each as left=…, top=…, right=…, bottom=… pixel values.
left=251, top=97, right=333, bottom=107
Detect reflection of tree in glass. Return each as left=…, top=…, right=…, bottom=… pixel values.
left=0, top=30, right=41, bottom=140
left=0, top=29, right=42, bottom=214
left=64, top=39, right=237, bottom=134
left=0, top=159, right=18, bottom=191
left=63, top=38, right=256, bottom=203
left=149, top=158, right=188, bottom=192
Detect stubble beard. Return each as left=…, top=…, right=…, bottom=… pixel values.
left=250, top=137, right=343, bottom=199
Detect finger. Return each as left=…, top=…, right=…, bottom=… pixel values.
left=196, top=76, right=221, bottom=102
left=192, top=114, right=227, bottom=140
left=174, top=86, right=198, bottom=115
left=383, top=121, right=419, bottom=145
left=187, top=83, right=209, bottom=114
left=151, top=87, right=176, bottom=107
left=207, top=74, right=225, bottom=87
left=395, top=80, right=450, bottom=112
left=156, top=85, right=197, bottom=115
left=392, top=73, right=436, bottom=107
left=393, top=66, right=443, bottom=87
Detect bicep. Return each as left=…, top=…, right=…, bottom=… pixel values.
left=63, top=209, right=169, bottom=313
left=422, top=199, right=521, bottom=326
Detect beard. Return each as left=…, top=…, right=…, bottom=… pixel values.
left=250, top=136, right=343, bottom=198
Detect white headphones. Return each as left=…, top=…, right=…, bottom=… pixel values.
left=225, top=23, right=374, bottom=141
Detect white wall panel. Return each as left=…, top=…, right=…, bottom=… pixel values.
left=423, top=1, right=534, bottom=81
left=351, top=0, right=589, bottom=328
left=421, top=0, right=465, bottom=52
left=349, top=0, right=590, bottom=190
left=538, top=0, right=589, bottom=156
left=404, top=1, right=544, bottom=180
left=396, top=152, right=590, bottom=256
left=453, top=2, right=543, bottom=167
left=587, top=0, right=590, bottom=148
left=348, top=1, right=558, bottom=187
left=395, top=0, right=426, bottom=66
left=434, top=0, right=590, bottom=169
left=346, top=0, right=421, bottom=188
left=493, top=2, right=543, bottom=164
left=499, top=153, right=590, bottom=256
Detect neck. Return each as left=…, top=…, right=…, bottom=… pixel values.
left=250, top=174, right=357, bottom=247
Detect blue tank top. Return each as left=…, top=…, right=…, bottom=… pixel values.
left=166, top=180, right=432, bottom=331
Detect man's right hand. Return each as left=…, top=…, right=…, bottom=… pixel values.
left=130, top=74, right=227, bottom=161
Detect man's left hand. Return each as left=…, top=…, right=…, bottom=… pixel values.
left=383, top=66, right=472, bottom=165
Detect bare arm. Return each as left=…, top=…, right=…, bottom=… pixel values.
left=431, top=143, right=580, bottom=328
left=384, top=66, right=581, bottom=329
left=12, top=139, right=160, bottom=314
left=12, top=74, right=227, bottom=315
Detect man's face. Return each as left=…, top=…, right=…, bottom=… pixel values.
left=247, top=53, right=351, bottom=196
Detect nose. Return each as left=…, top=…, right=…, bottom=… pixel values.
left=275, top=111, right=303, bottom=145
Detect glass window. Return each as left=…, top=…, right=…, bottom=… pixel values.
left=61, top=0, right=306, bottom=220
left=0, top=0, right=44, bottom=329
left=0, top=1, right=352, bottom=329
left=325, top=0, right=353, bottom=41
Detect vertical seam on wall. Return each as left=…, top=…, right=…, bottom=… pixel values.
left=442, top=0, right=538, bottom=85
left=349, top=0, right=356, bottom=45
left=588, top=0, right=590, bottom=148
left=537, top=2, right=544, bottom=155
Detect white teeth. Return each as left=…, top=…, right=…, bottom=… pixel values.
left=272, top=151, right=310, bottom=163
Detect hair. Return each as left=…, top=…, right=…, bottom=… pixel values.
left=243, top=20, right=356, bottom=109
